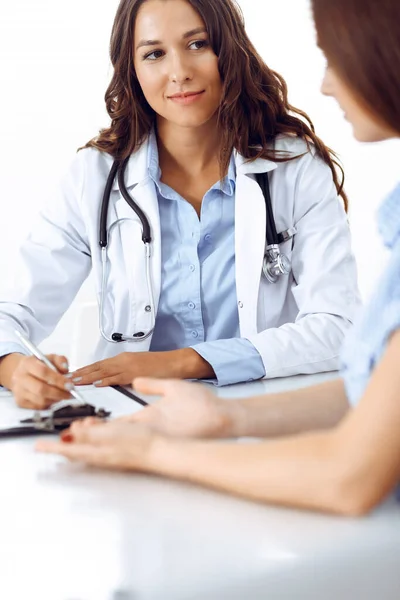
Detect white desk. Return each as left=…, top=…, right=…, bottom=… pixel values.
left=1, top=373, right=400, bottom=600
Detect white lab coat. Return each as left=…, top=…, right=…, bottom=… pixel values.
left=0, top=135, right=361, bottom=378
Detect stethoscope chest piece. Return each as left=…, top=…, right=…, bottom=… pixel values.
left=263, top=244, right=291, bottom=284
left=256, top=172, right=296, bottom=284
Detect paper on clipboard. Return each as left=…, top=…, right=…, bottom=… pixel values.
left=0, top=385, right=147, bottom=429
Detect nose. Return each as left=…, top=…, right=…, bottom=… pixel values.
left=168, top=51, right=192, bottom=84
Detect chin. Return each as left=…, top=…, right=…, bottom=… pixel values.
left=353, top=130, right=391, bottom=143
left=168, top=114, right=218, bottom=129
left=351, top=120, right=395, bottom=143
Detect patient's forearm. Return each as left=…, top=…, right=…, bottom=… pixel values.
left=229, top=378, right=349, bottom=438
left=149, top=430, right=353, bottom=514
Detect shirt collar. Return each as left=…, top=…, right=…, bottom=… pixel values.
left=147, top=128, right=162, bottom=185
left=377, top=182, right=400, bottom=248
left=147, top=128, right=236, bottom=196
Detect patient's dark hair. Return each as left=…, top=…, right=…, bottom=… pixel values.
left=312, top=0, right=400, bottom=136
left=84, top=0, right=348, bottom=210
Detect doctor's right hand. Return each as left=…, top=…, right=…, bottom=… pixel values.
left=0, top=353, right=74, bottom=409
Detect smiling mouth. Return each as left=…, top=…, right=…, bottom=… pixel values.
left=168, top=91, right=205, bottom=99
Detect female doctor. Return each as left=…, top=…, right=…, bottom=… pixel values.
left=0, top=0, right=359, bottom=409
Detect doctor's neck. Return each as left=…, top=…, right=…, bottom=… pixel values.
left=156, top=117, right=221, bottom=177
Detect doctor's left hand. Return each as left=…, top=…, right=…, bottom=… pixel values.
left=69, top=350, right=214, bottom=387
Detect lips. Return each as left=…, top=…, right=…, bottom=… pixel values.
left=168, top=91, right=204, bottom=99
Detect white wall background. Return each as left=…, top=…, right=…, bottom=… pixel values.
left=0, top=0, right=399, bottom=357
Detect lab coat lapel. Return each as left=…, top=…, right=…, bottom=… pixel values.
left=113, top=178, right=161, bottom=328
left=234, top=154, right=277, bottom=336
left=107, top=138, right=161, bottom=338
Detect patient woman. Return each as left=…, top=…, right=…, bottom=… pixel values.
left=39, top=0, right=400, bottom=516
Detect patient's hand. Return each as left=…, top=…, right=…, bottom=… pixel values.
left=36, top=419, right=159, bottom=471
left=120, top=378, right=239, bottom=439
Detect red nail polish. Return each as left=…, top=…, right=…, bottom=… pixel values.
left=61, top=432, right=74, bottom=443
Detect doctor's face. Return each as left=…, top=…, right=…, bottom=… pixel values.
left=133, top=0, right=223, bottom=130
left=321, top=64, right=397, bottom=142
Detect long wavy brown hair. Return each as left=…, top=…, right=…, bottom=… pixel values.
left=84, top=0, right=348, bottom=210
left=312, top=0, right=400, bottom=137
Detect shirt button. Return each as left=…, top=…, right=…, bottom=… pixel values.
left=238, top=301, right=243, bottom=308
left=188, top=302, right=196, bottom=309
left=205, top=234, right=212, bottom=242
left=191, top=330, right=199, bottom=338
left=189, top=264, right=196, bottom=272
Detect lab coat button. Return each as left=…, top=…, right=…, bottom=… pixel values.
left=188, top=302, right=195, bottom=309
left=238, top=301, right=243, bottom=308
left=189, top=264, right=195, bottom=272
left=191, top=331, right=199, bottom=338
left=145, top=305, right=152, bottom=312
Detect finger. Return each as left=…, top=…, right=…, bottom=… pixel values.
left=70, top=361, right=105, bottom=379
left=27, top=359, right=71, bottom=392
left=47, top=355, right=69, bottom=374
left=116, top=406, right=156, bottom=424
left=67, top=417, right=103, bottom=437
left=91, top=374, right=129, bottom=387
left=64, top=421, right=116, bottom=445
left=59, top=416, right=102, bottom=442
left=70, top=420, right=149, bottom=447
left=15, top=387, right=55, bottom=410
left=133, top=377, right=177, bottom=395
left=71, top=370, right=104, bottom=386
left=21, top=376, right=72, bottom=409
left=14, top=394, right=43, bottom=410
left=35, top=440, right=117, bottom=467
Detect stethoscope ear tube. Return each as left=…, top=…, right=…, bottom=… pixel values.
left=99, top=157, right=153, bottom=248
left=256, top=171, right=280, bottom=246
left=117, top=158, right=152, bottom=243
left=99, top=160, right=120, bottom=248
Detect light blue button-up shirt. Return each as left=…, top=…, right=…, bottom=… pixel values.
left=340, top=182, right=400, bottom=405
left=148, top=131, right=265, bottom=385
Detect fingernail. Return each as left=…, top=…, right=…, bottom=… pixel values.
left=62, top=362, right=69, bottom=370
left=93, top=380, right=103, bottom=387
left=65, top=373, right=74, bottom=379
left=64, top=382, right=75, bottom=391
left=73, top=377, right=83, bottom=383
left=61, top=432, right=74, bottom=443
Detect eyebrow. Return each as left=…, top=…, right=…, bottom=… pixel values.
left=136, top=27, right=207, bottom=50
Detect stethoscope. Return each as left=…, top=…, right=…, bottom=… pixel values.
left=98, top=160, right=296, bottom=343
left=255, top=172, right=297, bottom=284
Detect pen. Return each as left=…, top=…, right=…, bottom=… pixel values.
left=14, top=330, right=86, bottom=405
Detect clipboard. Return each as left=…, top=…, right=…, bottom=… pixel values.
left=0, top=385, right=148, bottom=438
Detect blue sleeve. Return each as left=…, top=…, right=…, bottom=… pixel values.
left=192, top=338, right=266, bottom=386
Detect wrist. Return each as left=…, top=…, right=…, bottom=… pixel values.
left=171, top=348, right=215, bottom=379
left=145, top=434, right=188, bottom=478
left=225, top=400, right=250, bottom=438
left=0, top=353, right=24, bottom=389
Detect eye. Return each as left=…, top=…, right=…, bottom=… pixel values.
left=143, top=49, right=164, bottom=61
left=188, top=40, right=209, bottom=50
